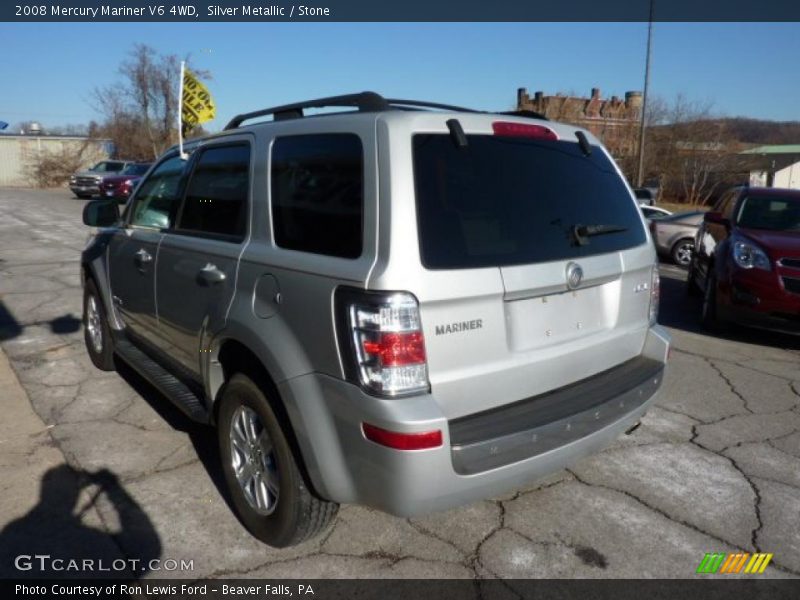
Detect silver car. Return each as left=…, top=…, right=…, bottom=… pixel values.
left=80, top=92, right=670, bottom=547
left=640, top=205, right=672, bottom=220
left=650, top=210, right=704, bottom=267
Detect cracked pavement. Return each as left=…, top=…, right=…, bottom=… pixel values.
left=0, top=189, right=799, bottom=579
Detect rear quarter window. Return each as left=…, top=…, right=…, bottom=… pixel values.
left=270, top=133, right=363, bottom=259
left=413, top=134, right=647, bottom=269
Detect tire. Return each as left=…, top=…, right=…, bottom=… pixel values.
left=217, top=373, right=338, bottom=547
left=671, top=238, right=694, bottom=268
left=76, top=193, right=91, bottom=199
left=83, top=279, right=115, bottom=371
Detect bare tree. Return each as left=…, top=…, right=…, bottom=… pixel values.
left=25, top=138, right=95, bottom=187
left=642, top=95, right=739, bottom=206
left=93, top=44, right=210, bottom=160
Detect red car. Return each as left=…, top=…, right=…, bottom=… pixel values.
left=99, top=162, right=152, bottom=202
left=689, top=186, right=800, bottom=333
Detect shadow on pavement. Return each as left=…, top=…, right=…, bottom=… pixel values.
left=0, top=465, right=161, bottom=579
left=113, top=360, right=234, bottom=515
left=49, top=315, right=82, bottom=335
left=0, top=301, right=23, bottom=342
left=658, top=265, right=800, bottom=351
left=0, top=300, right=82, bottom=341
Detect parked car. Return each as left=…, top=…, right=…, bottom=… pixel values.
left=640, top=205, right=672, bottom=221
left=70, top=160, right=134, bottom=198
left=688, top=186, right=800, bottom=333
left=650, top=210, right=704, bottom=266
left=80, top=92, right=669, bottom=547
left=99, top=163, right=152, bottom=202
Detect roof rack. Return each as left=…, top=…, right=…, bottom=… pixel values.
left=224, top=91, right=543, bottom=130
left=224, top=91, right=387, bottom=129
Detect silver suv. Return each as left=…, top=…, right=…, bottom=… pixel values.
left=81, top=92, right=670, bottom=547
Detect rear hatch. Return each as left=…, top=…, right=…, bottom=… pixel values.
left=406, top=116, right=655, bottom=420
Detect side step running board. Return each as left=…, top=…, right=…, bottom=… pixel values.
left=114, top=338, right=209, bottom=423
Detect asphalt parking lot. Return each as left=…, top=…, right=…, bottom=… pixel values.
left=0, top=188, right=799, bottom=580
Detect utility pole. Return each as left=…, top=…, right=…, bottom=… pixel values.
left=636, top=1, right=654, bottom=188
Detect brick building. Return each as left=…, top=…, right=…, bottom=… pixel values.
left=516, top=87, right=642, bottom=159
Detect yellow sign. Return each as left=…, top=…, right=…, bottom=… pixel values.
left=182, top=67, right=215, bottom=132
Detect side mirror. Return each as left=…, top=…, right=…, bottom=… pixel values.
left=704, top=211, right=730, bottom=227
left=83, top=200, right=120, bottom=227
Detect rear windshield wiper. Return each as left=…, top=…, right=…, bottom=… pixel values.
left=572, top=223, right=628, bottom=246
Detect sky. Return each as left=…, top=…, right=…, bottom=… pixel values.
left=1, top=21, right=799, bottom=132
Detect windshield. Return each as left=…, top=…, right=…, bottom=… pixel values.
left=642, top=207, right=667, bottom=219
left=736, top=195, right=800, bottom=231
left=122, top=163, right=150, bottom=176
left=413, top=134, right=647, bottom=269
left=91, top=161, right=123, bottom=173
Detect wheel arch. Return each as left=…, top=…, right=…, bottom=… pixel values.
left=211, top=338, right=276, bottom=420
left=210, top=336, right=330, bottom=500
left=670, top=236, right=694, bottom=252
left=81, top=233, right=124, bottom=330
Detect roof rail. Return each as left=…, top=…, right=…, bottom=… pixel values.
left=384, top=98, right=480, bottom=113
left=224, top=91, right=389, bottom=130
left=224, top=91, right=546, bottom=130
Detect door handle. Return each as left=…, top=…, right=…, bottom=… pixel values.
left=134, top=248, right=152, bottom=268
left=197, top=263, right=226, bottom=286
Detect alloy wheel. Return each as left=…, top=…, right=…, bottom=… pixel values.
left=673, top=241, right=694, bottom=267
left=86, top=295, right=104, bottom=354
left=229, top=405, right=280, bottom=515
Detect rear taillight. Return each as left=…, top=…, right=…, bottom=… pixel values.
left=336, top=289, right=430, bottom=397
left=492, top=121, right=558, bottom=141
left=649, top=267, right=660, bottom=326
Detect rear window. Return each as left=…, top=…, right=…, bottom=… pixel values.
left=413, top=134, right=647, bottom=269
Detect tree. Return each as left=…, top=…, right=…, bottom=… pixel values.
left=640, top=95, right=741, bottom=205
left=615, top=96, right=666, bottom=185
left=93, top=44, right=211, bottom=160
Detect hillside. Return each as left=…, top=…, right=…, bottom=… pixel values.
left=700, top=118, right=800, bottom=145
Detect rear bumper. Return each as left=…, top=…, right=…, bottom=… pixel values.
left=280, top=325, right=670, bottom=517
left=449, top=355, right=662, bottom=475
